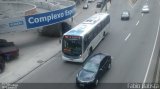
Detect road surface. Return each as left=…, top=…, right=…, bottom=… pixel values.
left=16, top=0, right=160, bottom=89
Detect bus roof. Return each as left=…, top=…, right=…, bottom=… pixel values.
left=63, top=13, right=109, bottom=36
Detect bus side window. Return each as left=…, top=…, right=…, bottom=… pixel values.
left=101, top=19, right=105, bottom=29
left=97, top=23, right=101, bottom=34
left=105, top=15, right=110, bottom=25
left=93, top=28, right=97, bottom=37
left=84, top=35, right=88, bottom=51
left=88, top=33, right=92, bottom=43
left=108, top=15, right=110, bottom=23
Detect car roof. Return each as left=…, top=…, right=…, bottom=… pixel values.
left=87, top=53, right=109, bottom=64
left=122, top=11, right=129, bottom=13
left=143, top=5, right=149, bottom=8
left=122, top=11, right=129, bottom=15
left=97, top=0, right=103, bottom=2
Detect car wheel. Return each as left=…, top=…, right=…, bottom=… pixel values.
left=95, top=79, right=99, bottom=86
left=108, top=63, right=111, bottom=70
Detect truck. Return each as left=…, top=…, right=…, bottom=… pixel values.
left=0, top=39, right=19, bottom=61
left=0, top=56, right=5, bottom=73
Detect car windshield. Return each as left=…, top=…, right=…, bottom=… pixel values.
left=143, top=5, right=148, bottom=8
left=123, top=12, right=128, bottom=15
left=83, top=62, right=99, bottom=73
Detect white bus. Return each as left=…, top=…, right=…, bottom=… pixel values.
left=62, top=13, right=110, bottom=62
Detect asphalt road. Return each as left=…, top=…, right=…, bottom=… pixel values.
left=17, top=0, right=160, bottom=89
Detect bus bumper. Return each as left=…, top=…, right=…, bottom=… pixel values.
left=62, top=56, right=84, bottom=63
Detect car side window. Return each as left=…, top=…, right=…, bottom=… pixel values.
left=100, top=58, right=106, bottom=69
left=108, top=56, right=111, bottom=62
left=104, top=56, right=110, bottom=65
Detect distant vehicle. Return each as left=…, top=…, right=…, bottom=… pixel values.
left=76, top=53, right=112, bottom=88
left=96, top=2, right=102, bottom=8
left=121, top=11, right=130, bottom=20
left=0, top=41, right=19, bottom=61
left=88, top=0, right=95, bottom=3
left=96, top=0, right=103, bottom=8
left=83, top=3, right=89, bottom=9
left=0, top=56, right=5, bottom=73
left=142, top=4, right=149, bottom=13
left=62, top=13, right=110, bottom=63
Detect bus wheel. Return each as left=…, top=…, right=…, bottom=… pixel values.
left=103, top=32, right=106, bottom=39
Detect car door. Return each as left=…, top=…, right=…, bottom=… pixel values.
left=99, top=59, right=106, bottom=78
left=102, top=56, right=111, bottom=70
left=97, top=61, right=104, bottom=79
left=102, top=57, right=107, bottom=71
left=106, top=56, right=111, bottom=70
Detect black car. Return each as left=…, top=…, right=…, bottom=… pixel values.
left=121, top=11, right=130, bottom=20
left=0, top=56, right=5, bottom=73
left=76, top=53, right=112, bottom=88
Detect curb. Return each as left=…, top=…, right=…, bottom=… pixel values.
left=14, top=51, right=61, bottom=83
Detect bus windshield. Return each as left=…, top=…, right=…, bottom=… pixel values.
left=62, top=36, right=82, bottom=56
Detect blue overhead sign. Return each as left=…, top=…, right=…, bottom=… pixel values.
left=25, top=5, right=76, bottom=29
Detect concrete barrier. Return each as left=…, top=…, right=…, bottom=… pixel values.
left=0, top=2, right=36, bottom=18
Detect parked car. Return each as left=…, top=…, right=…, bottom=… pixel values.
left=0, top=42, right=14, bottom=47
left=142, top=4, right=149, bottom=13
left=76, top=53, right=112, bottom=88
left=0, top=41, right=19, bottom=61
left=61, top=22, right=72, bottom=34
left=0, top=39, right=7, bottom=43
left=0, top=56, right=5, bottom=73
left=121, top=11, right=130, bottom=20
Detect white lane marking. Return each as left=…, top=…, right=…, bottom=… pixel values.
left=129, top=0, right=137, bottom=8
left=129, top=3, right=133, bottom=8
left=125, top=33, right=131, bottom=41
left=128, top=0, right=133, bottom=8
left=142, top=17, right=160, bottom=88
left=142, top=14, right=144, bottom=17
left=136, top=20, right=140, bottom=26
